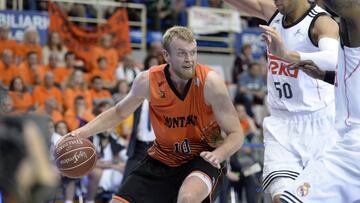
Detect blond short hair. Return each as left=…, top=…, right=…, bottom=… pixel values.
left=162, top=26, right=195, bottom=51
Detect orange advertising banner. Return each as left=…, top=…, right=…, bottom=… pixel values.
left=48, top=2, right=131, bottom=69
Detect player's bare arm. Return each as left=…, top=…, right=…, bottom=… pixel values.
left=288, top=60, right=337, bottom=85
left=261, top=15, right=339, bottom=70
left=224, top=0, right=276, bottom=21
left=66, top=71, right=149, bottom=139
left=201, top=71, right=244, bottom=169
left=324, top=0, right=360, bottom=47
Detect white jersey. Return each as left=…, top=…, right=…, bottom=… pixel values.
left=335, top=46, right=360, bottom=130
left=267, top=5, right=334, bottom=113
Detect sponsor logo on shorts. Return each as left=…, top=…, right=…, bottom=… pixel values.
left=297, top=182, right=310, bottom=197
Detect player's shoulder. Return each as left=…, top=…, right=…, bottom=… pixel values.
left=204, top=70, right=226, bottom=93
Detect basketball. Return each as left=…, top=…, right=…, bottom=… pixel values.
left=54, top=137, right=97, bottom=178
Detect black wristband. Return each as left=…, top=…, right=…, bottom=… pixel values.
left=324, top=71, right=335, bottom=85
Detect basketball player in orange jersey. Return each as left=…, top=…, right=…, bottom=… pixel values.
left=278, top=1, right=360, bottom=202
left=225, top=0, right=339, bottom=202
left=62, top=26, right=244, bottom=203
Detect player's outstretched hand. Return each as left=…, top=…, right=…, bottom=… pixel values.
left=260, top=24, right=288, bottom=59
left=288, top=60, right=326, bottom=80
left=56, top=131, right=79, bottom=147
left=200, top=151, right=223, bottom=169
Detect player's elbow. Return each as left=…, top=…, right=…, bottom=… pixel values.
left=232, top=130, right=245, bottom=152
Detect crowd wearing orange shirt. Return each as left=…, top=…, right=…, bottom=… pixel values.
left=0, top=25, right=143, bottom=138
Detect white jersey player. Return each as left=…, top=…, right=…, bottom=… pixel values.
left=280, top=0, right=360, bottom=202
left=224, top=0, right=339, bottom=202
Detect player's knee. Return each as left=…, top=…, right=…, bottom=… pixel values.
left=177, top=191, right=198, bottom=203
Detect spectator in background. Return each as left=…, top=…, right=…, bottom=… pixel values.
left=54, top=120, right=78, bottom=203
left=17, top=27, right=42, bottom=63
left=0, top=49, right=20, bottom=87
left=111, top=82, right=134, bottom=144
left=235, top=62, right=266, bottom=118
left=232, top=44, right=253, bottom=84
left=42, top=32, right=68, bottom=66
left=90, top=57, right=116, bottom=89
left=112, top=80, right=129, bottom=104
left=122, top=56, right=158, bottom=180
left=64, top=70, right=93, bottom=111
left=64, top=95, right=95, bottom=131
left=0, top=116, right=58, bottom=203
left=53, top=51, right=76, bottom=87
left=143, top=54, right=161, bottom=70
left=8, top=76, right=34, bottom=113
left=33, top=98, right=64, bottom=124
left=0, top=25, right=18, bottom=57
left=146, top=0, right=172, bottom=31
left=32, top=72, right=63, bottom=111
left=91, top=34, right=119, bottom=72
left=89, top=76, right=113, bottom=106
left=0, top=95, right=17, bottom=115
left=208, top=0, right=223, bottom=7
left=83, top=102, right=126, bottom=202
left=224, top=104, right=259, bottom=203
left=148, top=41, right=166, bottom=64
left=87, top=128, right=127, bottom=202
left=49, top=118, right=62, bottom=154
left=115, top=54, right=140, bottom=85
left=18, top=51, right=44, bottom=86
left=41, top=52, right=62, bottom=78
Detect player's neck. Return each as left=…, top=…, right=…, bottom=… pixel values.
left=168, top=67, right=190, bottom=93
left=284, top=3, right=311, bottom=24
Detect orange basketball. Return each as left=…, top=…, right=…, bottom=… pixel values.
left=54, top=137, right=97, bottom=178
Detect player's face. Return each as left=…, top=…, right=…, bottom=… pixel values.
left=13, top=77, right=24, bottom=92
left=164, top=37, right=197, bottom=80
left=274, top=0, right=295, bottom=15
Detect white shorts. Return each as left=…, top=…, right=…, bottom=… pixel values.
left=280, top=126, right=360, bottom=203
left=262, top=103, right=338, bottom=197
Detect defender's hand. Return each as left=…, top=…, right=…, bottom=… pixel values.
left=288, top=60, right=326, bottom=80
left=260, top=25, right=289, bottom=59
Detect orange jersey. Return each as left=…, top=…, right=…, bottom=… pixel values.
left=148, top=64, right=222, bottom=167
left=0, top=39, right=18, bottom=56
left=53, top=67, right=72, bottom=84
left=8, top=91, right=33, bottom=113
left=33, top=106, right=64, bottom=123
left=0, top=62, right=20, bottom=86
left=16, top=43, right=42, bottom=62
left=90, top=47, right=119, bottom=71
left=32, top=85, right=63, bottom=107
left=240, top=118, right=250, bottom=135
left=17, top=62, right=45, bottom=85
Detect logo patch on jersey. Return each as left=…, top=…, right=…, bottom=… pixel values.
left=294, top=28, right=302, bottom=36
left=296, top=182, right=310, bottom=197
left=268, top=56, right=299, bottom=78
left=158, top=80, right=166, bottom=99
left=274, top=19, right=280, bottom=24
left=195, top=77, right=200, bottom=87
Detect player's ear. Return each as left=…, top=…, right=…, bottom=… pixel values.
left=162, top=49, right=170, bottom=63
